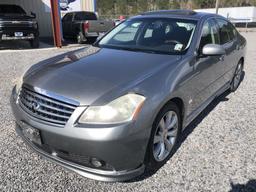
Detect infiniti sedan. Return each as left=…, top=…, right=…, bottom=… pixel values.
left=11, top=10, right=246, bottom=182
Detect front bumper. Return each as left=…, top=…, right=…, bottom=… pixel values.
left=15, top=124, right=145, bottom=182
left=0, top=28, right=38, bottom=41
left=10, top=88, right=148, bottom=182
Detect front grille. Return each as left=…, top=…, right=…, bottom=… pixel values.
left=18, top=87, right=76, bottom=126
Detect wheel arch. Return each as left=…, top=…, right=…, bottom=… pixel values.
left=153, top=97, right=185, bottom=128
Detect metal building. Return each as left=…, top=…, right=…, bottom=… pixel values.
left=196, top=6, right=256, bottom=23
left=0, top=0, right=95, bottom=47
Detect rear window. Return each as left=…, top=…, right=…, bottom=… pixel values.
left=0, top=5, right=26, bottom=15
left=74, top=12, right=97, bottom=21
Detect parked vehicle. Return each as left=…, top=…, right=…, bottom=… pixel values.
left=113, top=19, right=121, bottom=26
left=11, top=10, right=246, bottom=182
left=62, top=11, right=114, bottom=43
left=0, top=4, right=39, bottom=48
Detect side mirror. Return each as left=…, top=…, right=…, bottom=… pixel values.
left=202, top=44, right=225, bottom=56
left=31, top=12, right=36, bottom=18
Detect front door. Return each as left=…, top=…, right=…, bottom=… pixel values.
left=62, top=13, right=73, bottom=37
left=188, top=18, right=225, bottom=115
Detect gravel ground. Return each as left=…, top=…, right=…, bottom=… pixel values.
left=0, top=33, right=256, bottom=192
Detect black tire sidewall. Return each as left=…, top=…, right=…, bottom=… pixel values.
left=230, top=61, right=243, bottom=92
left=77, top=32, right=85, bottom=44
left=145, top=102, right=182, bottom=170
left=30, top=37, right=39, bottom=48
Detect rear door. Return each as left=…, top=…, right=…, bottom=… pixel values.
left=215, top=19, right=238, bottom=83
left=87, top=20, right=114, bottom=33
left=62, top=13, right=73, bottom=37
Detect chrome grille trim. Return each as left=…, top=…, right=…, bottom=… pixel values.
left=18, top=87, right=77, bottom=126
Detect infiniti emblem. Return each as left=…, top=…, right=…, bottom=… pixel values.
left=31, top=101, right=40, bottom=112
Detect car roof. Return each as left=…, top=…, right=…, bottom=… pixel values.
left=67, top=11, right=95, bottom=14
left=132, top=10, right=221, bottom=21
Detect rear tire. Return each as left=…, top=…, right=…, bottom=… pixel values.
left=77, top=32, right=86, bottom=44
left=30, top=37, right=39, bottom=48
left=145, top=102, right=181, bottom=170
left=230, top=61, right=243, bottom=92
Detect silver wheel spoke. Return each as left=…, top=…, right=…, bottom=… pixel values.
left=165, top=112, right=173, bottom=127
left=154, top=143, right=161, bottom=157
left=167, top=128, right=177, bottom=137
left=167, top=115, right=177, bottom=130
left=154, top=135, right=162, bottom=144
left=153, top=110, right=179, bottom=162
left=158, top=142, right=166, bottom=160
left=159, top=119, right=165, bottom=131
left=164, top=139, right=173, bottom=152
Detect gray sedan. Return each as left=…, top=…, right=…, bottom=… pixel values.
left=11, top=10, right=246, bottom=182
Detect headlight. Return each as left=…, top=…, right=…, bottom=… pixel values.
left=78, top=94, right=145, bottom=124
left=29, top=21, right=38, bottom=29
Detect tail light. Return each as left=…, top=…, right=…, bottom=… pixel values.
left=83, top=21, right=89, bottom=32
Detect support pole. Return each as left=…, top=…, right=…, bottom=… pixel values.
left=215, top=0, right=220, bottom=14
left=50, top=0, right=62, bottom=48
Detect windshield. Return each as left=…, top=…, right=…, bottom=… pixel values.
left=97, top=18, right=197, bottom=55
left=0, top=5, right=26, bottom=15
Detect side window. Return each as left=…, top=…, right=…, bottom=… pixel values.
left=144, top=28, right=153, bottom=38
left=199, top=19, right=220, bottom=52
left=216, top=19, right=230, bottom=44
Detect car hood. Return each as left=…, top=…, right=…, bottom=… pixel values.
left=0, top=15, right=34, bottom=20
left=23, top=46, right=181, bottom=105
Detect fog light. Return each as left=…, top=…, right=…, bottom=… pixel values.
left=91, top=158, right=103, bottom=168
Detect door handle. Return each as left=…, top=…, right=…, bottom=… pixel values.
left=219, top=55, right=225, bottom=61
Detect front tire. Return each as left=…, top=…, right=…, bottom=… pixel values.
left=146, top=102, right=181, bottom=170
left=29, top=37, right=39, bottom=48
left=77, top=32, right=86, bottom=44
left=230, top=61, right=243, bottom=92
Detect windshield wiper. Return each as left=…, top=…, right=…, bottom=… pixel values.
left=96, top=44, right=173, bottom=55
left=109, top=46, right=158, bottom=54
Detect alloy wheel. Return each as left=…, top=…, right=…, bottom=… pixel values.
left=153, top=111, right=179, bottom=162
